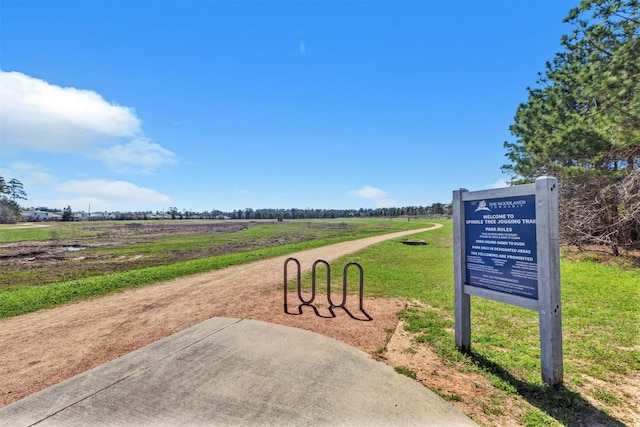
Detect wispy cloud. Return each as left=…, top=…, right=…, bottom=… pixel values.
left=348, top=185, right=386, bottom=199
left=347, top=185, right=397, bottom=208
left=99, top=138, right=178, bottom=174
left=299, top=40, right=306, bottom=55
left=58, top=179, right=172, bottom=208
left=2, top=161, right=58, bottom=188
left=0, top=70, right=177, bottom=173
left=3, top=161, right=172, bottom=211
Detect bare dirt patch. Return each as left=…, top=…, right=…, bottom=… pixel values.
left=83, top=221, right=249, bottom=237
left=0, top=223, right=51, bottom=229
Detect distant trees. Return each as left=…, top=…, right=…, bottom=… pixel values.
left=6, top=202, right=451, bottom=224
left=168, top=207, right=178, bottom=220
left=222, top=204, right=451, bottom=220
left=0, top=176, right=27, bottom=224
left=503, top=0, right=639, bottom=255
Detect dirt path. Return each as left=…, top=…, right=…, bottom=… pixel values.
left=0, top=225, right=441, bottom=408
left=0, top=223, right=51, bottom=229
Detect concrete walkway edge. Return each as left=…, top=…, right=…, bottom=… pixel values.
left=0, top=317, right=477, bottom=426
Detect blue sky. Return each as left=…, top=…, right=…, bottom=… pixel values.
left=1, top=0, right=576, bottom=213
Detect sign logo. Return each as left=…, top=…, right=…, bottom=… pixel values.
left=474, top=200, right=491, bottom=212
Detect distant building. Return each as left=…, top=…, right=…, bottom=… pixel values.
left=22, top=210, right=58, bottom=221
left=89, top=212, right=112, bottom=220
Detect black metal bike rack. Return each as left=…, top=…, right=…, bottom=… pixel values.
left=284, top=258, right=371, bottom=321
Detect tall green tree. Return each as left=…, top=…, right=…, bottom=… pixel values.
left=503, top=0, right=639, bottom=255
left=7, top=178, right=28, bottom=201
left=0, top=176, right=27, bottom=224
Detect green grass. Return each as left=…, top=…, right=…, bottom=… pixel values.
left=295, top=220, right=454, bottom=301
left=0, top=223, right=95, bottom=242
left=394, top=366, right=417, bottom=380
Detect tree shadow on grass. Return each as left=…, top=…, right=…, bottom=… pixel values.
left=467, top=351, right=626, bottom=426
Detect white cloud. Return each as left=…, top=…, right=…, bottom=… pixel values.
left=0, top=70, right=177, bottom=173
left=4, top=161, right=172, bottom=211
left=58, top=179, right=172, bottom=207
left=348, top=185, right=397, bottom=207
left=99, top=138, right=178, bottom=174
left=348, top=185, right=387, bottom=200
left=0, top=70, right=140, bottom=152
left=299, top=41, right=306, bottom=55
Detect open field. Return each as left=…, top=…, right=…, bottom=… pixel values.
left=1, top=218, right=638, bottom=426
left=0, top=218, right=430, bottom=294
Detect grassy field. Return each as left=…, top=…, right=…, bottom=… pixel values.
left=0, top=218, right=434, bottom=317
left=1, top=218, right=637, bottom=426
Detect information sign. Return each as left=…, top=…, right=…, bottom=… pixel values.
left=464, top=195, right=538, bottom=300
left=453, top=177, right=563, bottom=385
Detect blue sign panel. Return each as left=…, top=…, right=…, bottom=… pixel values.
left=464, top=195, right=538, bottom=300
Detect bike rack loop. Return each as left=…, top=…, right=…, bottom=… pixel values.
left=329, top=261, right=364, bottom=310
left=348, top=262, right=365, bottom=312
left=283, top=257, right=301, bottom=313
left=312, top=259, right=330, bottom=304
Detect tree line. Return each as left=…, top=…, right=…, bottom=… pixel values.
left=214, top=204, right=451, bottom=220
left=61, top=204, right=450, bottom=221
left=503, top=0, right=639, bottom=255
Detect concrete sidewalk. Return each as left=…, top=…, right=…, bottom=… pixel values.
left=0, top=318, right=476, bottom=426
